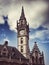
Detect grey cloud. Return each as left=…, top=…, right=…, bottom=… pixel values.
left=42, top=9, right=49, bottom=29
left=0, top=0, right=48, bottom=31
left=0, top=0, right=11, bottom=6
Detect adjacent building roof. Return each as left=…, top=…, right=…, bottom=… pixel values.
left=0, top=41, right=28, bottom=60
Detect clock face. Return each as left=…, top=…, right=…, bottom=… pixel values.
left=20, top=30, right=24, bottom=35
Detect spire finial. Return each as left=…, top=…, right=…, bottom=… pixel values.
left=21, top=6, right=25, bottom=17
left=34, top=42, right=37, bottom=47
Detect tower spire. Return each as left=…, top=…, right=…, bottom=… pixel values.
left=20, top=6, right=26, bottom=20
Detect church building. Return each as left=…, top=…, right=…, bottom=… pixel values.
left=0, top=6, right=45, bottom=65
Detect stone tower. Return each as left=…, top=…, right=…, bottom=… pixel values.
left=17, top=6, right=30, bottom=58
left=31, top=42, right=45, bottom=65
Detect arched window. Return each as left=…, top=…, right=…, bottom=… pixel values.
left=39, top=57, right=42, bottom=64
left=32, top=56, right=34, bottom=64
left=35, top=51, right=38, bottom=58
left=36, top=56, right=38, bottom=63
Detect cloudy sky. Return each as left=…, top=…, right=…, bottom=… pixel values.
left=0, top=0, right=49, bottom=65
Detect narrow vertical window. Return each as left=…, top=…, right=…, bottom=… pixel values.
left=21, top=49, right=23, bottom=52
left=21, top=38, right=23, bottom=44
left=21, top=46, right=23, bottom=52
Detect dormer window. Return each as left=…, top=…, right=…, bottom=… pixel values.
left=3, top=48, right=6, bottom=51
left=1, top=46, right=8, bottom=57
